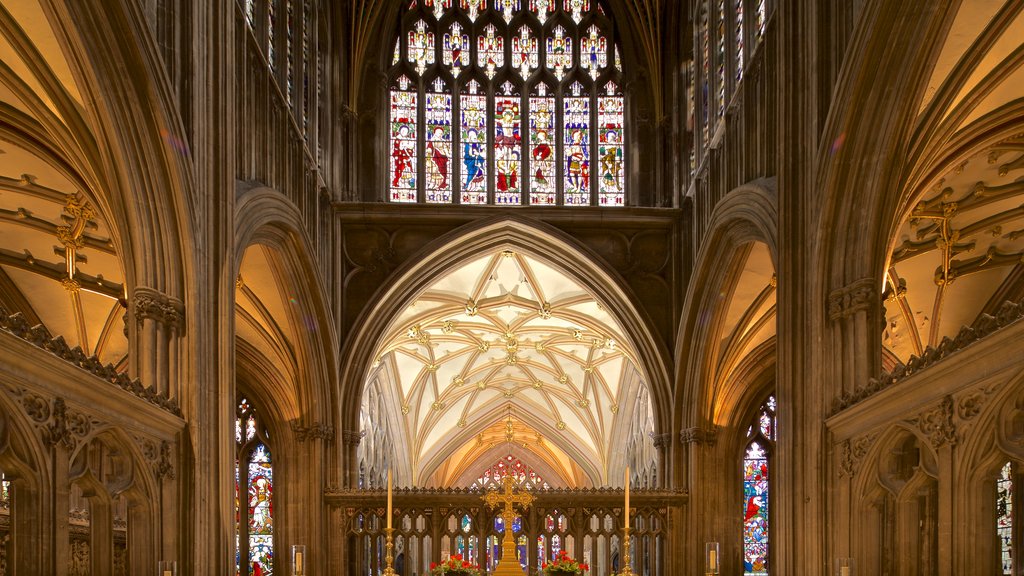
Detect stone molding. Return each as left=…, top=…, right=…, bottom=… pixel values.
left=833, top=298, right=1024, bottom=414
left=0, top=307, right=181, bottom=415
left=679, top=427, right=718, bottom=446
left=133, top=286, right=185, bottom=330
left=8, top=391, right=99, bottom=453
left=292, top=421, right=336, bottom=442
left=828, top=277, right=878, bottom=321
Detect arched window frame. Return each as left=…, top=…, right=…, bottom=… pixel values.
left=386, top=0, right=626, bottom=206
left=742, top=394, right=775, bottom=576
left=235, top=397, right=275, bottom=576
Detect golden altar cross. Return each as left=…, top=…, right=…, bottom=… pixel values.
left=482, top=474, right=534, bottom=575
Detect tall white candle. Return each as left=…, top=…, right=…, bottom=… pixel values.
left=709, top=550, right=717, bottom=570
left=295, top=551, right=303, bottom=574
left=624, top=466, right=630, bottom=528
left=387, top=468, right=393, bottom=530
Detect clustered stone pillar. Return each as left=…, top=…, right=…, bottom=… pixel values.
left=132, top=287, right=185, bottom=399
left=342, top=430, right=363, bottom=489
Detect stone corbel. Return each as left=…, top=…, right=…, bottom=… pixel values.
left=292, top=421, right=336, bottom=443
left=679, top=427, right=718, bottom=446
left=651, top=433, right=673, bottom=449
left=342, top=429, right=364, bottom=448
left=827, top=277, right=878, bottom=322
left=133, top=287, right=185, bottom=333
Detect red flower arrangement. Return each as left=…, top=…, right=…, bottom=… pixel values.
left=541, top=550, right=589, bottom=574
left=429, top=553, right=483, bottom=575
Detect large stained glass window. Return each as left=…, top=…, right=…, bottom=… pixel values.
left=387, top=0, right=626, bottom=206
left=236, top=397, right=275, bottom=576
left=998, top=462, right=1014, bottom=574
left=472, top=454, right=550, bottom=489
left=743, top=395, right=775, bottom=576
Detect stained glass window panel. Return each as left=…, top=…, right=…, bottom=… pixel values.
left=495, top=0, right=521, bottom=22
left=581, top=26, right=608, bottom=80
left=743, top=441, right=768, bottom=575
left=408, top=20, right=436, bottom=75
left=249, top=535, right=274, bottom=576
left=494, top=83, right=522, bottom=205
left=736, top=0, right=745, bottom=81
left=565, top=0, right=589, bottom=24
left=597, top=84, right=624, bottom=206
left=286, top=0, right=294, bottom=105
left=478, top=24, right=505, bottom=78
left=390, top=77, right=418, bottom=202
left=530, top=0, right=554, bottom=22
left=717, top=0, right=726, bottom=117
left=461, top=80, right=488, bottom=204
left=700, top=9, right=710, bottom=147
left=529, top=88, right=555, bottom=205
left=512, top=26, right=539, bottom=79
left=245, top=0, right=255, bottom=27
left=461, top=0, right=487, bottom=21
left=425, top=0, right=451, bottom=19
left=755, top=0, right=766, bottom=41
left=425, top=79, right=454, bottom=203
left=443, top=23, right=470, bottom=76
left=248, top=444, right=274, bottom=575
left=268, top=0, right=277, bottom=70
left=564, top=83, right=591, bottom=205
left=998, top=462, right=1013, bottom=575
left=546, top=26, right=572, bottom=81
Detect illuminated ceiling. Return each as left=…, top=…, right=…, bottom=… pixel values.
left=886, top=141, right=1024, bottom=361
left=887, top=0, right=1024, bottom=363
left=0, top=1, right=126, bottom=368
left=367, top=248, right=651, bottom=487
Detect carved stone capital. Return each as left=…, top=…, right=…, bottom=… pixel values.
left=342, top=429, right=364, bottom=447
left=828, top=277, right=878, bottom=321
left=293, top=422, right=336, bottom=443
left=133, top=287, right=185, bottom=331
left=909, top=396, right=957, bottom=448
left=679, top=427, right=717, bottom=446
left=651, top=432, right=673, bottom=449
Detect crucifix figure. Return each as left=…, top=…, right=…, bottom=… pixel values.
left=482, top=474, right=534, bottom=575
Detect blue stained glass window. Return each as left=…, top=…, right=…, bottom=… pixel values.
left=743, top=395, right=775, bottom=575
left=388, top=0, right=625, bottom=206
left=236, top=398, right=275, bottom=576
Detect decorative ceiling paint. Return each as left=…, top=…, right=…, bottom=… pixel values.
left=367, top=248, right=652, bottom=486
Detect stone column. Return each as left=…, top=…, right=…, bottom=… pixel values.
left=652, top=433, right=672, bottom=489
left=680, top=427, right=717, bottom=576
left=292, top=421, right=335, bottom=576
left=342, top=430, right=363, bottom=489
left=133, top=287, right=185, bottom=400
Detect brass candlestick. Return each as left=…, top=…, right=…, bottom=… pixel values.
left=383, top=527, right=397, bottom=576
left=618, top=524, right=635, bottom=576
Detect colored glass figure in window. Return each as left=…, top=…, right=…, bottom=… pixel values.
left=743, top=395, right=775, bottom=575
left=478, top=24, right=504, bottom=78
left=735, top=0, right=744, bottom=81
left=546, top=26, right=572, bottom=81
left=236, top=398, right=275, bottom=576
left=513, top=26, right=539, bottom=79
left=530, top=0, right=554, bottom=23
left=564, top=82, right=591, bottom=205
left=495, top=82, right=522, bottom=204
left=461, top=79, right=488, bottom=204
left=565, top=0, right=589, bottom=24
left=390, top=76, right=418, bottom=202
left=444, top=22, right=470, bottom=77
left=425, top=0, right=451, bottom=20
left=409, top=20, right=436, bottom=75
left=392, top=39, right=400, bottom=66
left=461, top=0, right=487, bottom=21
left=998, top=462, right=1013, bottom=574
left=528, top=85, right=555, bottom=205
left=598, top=82, right=624, bottom=205
left=426, top=78, right=454, bottom=203
left=496, top=0, right=521, bottom=22
left=581, top=26, right=608, bottom=80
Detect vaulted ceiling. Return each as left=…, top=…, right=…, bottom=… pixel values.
left=0, top=0, right=127, bottom=368
left=365, top=248, right=652, bottom=487
left=886, top=0, right=1024, bottom=363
